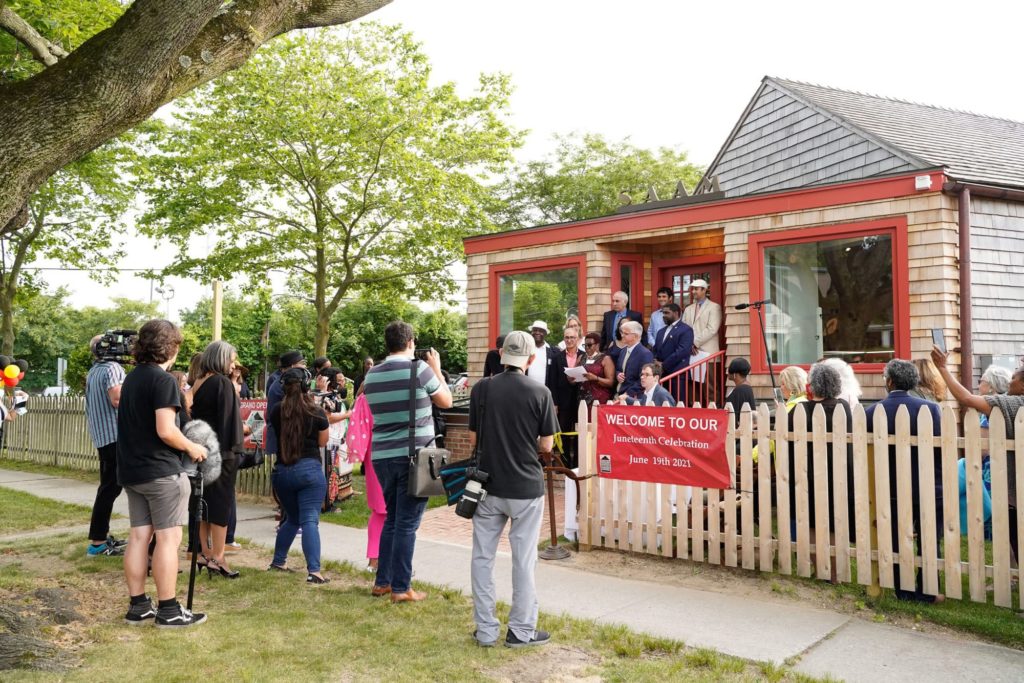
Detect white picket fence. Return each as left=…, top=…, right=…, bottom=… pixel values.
left=577, top=400, right=1023, bottom=606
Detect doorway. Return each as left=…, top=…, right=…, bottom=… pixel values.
left=655, top=258, right=725, bottom=351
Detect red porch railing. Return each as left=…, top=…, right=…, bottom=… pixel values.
left=658, top=350, right=726, bottom=407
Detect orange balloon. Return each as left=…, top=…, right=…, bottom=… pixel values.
left=17, top=372, right=24, bottom=380
left=3, top=364, right=17, bottom=379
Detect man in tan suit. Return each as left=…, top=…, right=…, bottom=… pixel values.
left=681, top=279, right=723, bottom=405
left=681, top=279, right=722, bottom=354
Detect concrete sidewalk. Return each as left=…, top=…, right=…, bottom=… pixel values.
left=3, top=467, right=1023, bottom=682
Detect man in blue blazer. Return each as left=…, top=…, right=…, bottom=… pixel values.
left=614, top=320, right=653, bottom=399
left=601, top=290, right=644, bottom=351
left=653, top=303, right=694, bottom=401
left=865, top=358, right=943, bottom=603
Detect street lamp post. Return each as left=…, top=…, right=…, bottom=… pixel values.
left=155, top=285, right=175, bottom=320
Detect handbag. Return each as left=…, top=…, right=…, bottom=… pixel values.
left=406, top=361, right=449, bottom=497
left=237, top=447, right=264, bottom=470
left=439, top=377, right=488, bottom=506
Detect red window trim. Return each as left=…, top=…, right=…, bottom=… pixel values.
left=610, top=253, right=644, bottom=314
left=488, top=255, right=588, bottom=345
left=746, top=217, right=910, bottom=375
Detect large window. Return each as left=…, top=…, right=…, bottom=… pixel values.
left=749, top=220, right=908, bottom=369
left=491, top=257, right=586, bottom=339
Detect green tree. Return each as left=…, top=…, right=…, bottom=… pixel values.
left=0, top=138, right=134, bottom=355
left=141, top=24, right=521, bottom=356
left=414, top=308, right=468, bottom=374
left=497, top=133, right=705, bottom=227
left=0, top=0, right=390, bottom=237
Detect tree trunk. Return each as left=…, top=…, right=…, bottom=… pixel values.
left=0, top=283, right=14, bottom=356
left=0, top=0, right=391, bottom=233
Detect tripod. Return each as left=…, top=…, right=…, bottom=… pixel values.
left=186, top=472, right=204, bottom=611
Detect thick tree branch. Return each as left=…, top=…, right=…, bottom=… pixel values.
left=0, top=6, right=69, bottom=66
left=0, top=0, right=392, bottom=233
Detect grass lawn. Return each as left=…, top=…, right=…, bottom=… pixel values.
left=0, top=496, right=827, bottom=681
left=0, top=488, right=96, bottom=535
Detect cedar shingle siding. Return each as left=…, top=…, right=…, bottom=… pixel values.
left=968, top=197, right=1024, bottom=363
left=708, top=81, right=916, bottom=196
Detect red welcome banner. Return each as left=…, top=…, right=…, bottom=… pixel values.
left=240, top=399, right=267, bottom=451
left=596, top=404, right=730, bottom=488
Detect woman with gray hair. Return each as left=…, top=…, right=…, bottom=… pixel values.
left=190, top=340, right=245, bottom=578
left=787, top=362, right=855, bottom=578
left=822, top=357, right=861, bottom=407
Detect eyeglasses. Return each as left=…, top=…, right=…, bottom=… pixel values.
left=640, top=372, right=654, bottom=378
left=584, top=341, right=596, bottom=347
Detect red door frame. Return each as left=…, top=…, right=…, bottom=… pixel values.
left=653, top=255, right=726, bottom=310
left=746, top=217, right=910, bottom=374
left=611, top=253, right=645, bottom=314
left=488, top=255, right=587, bottom=344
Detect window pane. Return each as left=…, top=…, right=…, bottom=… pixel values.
left=620, top=264, right=633, bottom=304
left=498, top=268, right=579, bottom=335
left=763, top=234, right=893, bottom=364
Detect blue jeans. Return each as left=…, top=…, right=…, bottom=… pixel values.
left=374, top=456, right=428, bottom=593
left=271, top=458, right=327, bottom=573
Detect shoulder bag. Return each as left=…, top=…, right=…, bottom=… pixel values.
left=407, top=360, right=449, bottom=497
left=440, top=377, right=489, bottom=505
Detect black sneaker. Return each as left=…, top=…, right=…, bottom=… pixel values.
left=124, top=600, right=157, bottom=625
left=107, top=534, right=129, bottom=549
left=505, top=629, right=551, bottom=648
left=155, top=604, right=207, bottom=629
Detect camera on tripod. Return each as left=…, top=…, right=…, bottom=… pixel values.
left=455, top=467, right=490, bottom=519
left=95, top=329, right=138, bottom=364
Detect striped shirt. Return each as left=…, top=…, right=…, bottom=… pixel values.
left=85, top=361, right=125, bottom=448
left=363, top=356, right=441, bottom=461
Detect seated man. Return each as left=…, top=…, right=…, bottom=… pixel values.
left=618, top=362, right=675, bottom=407
left=613, top=321, right=652, bottom=399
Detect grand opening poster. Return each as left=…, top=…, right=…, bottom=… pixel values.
left=595, top=404, right=730, bottom=488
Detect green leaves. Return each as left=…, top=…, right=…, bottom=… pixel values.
left=141, top=23, right=521, bottom=354
left=496, top=132, right=705, bottom=228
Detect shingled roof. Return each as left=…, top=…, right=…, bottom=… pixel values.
left=703, top=76, right=1024, bottom=196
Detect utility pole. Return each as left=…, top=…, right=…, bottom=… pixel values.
left=212, top=279, right=223, bottom=341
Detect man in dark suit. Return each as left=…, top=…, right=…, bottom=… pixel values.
left=865, top=359, right=943, bottom=604
left=614, top=320, right=653, bottom=399
left=550, top=326, right=586, bottom=467
left=653, top=303, right=694, bottom=402
left=600, top=290, right=643, bottom=351
left=525, top=321, right=558, bottom=396
left=482, top=335, right=505, bottom=378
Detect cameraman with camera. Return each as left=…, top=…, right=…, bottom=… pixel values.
left=85, top=333, right=128, bottom=557
left=468, top=330, right=558, bottom=648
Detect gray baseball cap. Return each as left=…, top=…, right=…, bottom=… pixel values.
left=500, top=330, right=536, bottom=367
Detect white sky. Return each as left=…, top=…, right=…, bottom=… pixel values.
left=37, top=0, right=1024, bottom=320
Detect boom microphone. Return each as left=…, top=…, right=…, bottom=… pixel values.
left=735, top=299, right=771, bottom=310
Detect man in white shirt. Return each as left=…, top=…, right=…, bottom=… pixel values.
left=525, top=321, right=556, bottom=393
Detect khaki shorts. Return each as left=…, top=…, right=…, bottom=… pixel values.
left=124, top=473, right=190, bottom=530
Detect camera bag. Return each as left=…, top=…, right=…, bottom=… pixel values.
left=406, top=360, right=448, bottom=497
left=439, top=377, right=488, bottom=505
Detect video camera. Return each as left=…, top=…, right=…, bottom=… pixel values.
left=95, top=329, right=138, bottom=364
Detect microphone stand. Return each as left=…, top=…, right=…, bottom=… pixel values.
left=751, top=302, right=778, bottom=393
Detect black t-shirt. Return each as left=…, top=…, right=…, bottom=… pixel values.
left=268, top=402, right=329, bottom=463
left=117, top=363, right=184, bottom=486
left=468, top=369, right=558, bottom=499
left=725, top=383, right=756, bottom=424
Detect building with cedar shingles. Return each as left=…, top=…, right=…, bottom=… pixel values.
left=464, top=77, right=1024, bottom=400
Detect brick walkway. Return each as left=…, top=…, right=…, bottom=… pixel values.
left=418, top=488, right=566, bottom=554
